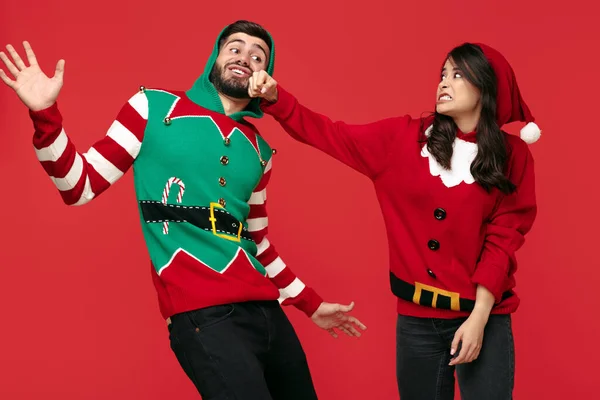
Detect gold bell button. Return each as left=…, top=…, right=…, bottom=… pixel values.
left=220, top=156, right=229, bottom=165
left=224, top=137, right=231, bottom=146
left=139, top=85, right=146, bottom=93
left=164, top=117, right=172, bottom=125
left=260, top=160, right=267, bottom=167
left=272, top=148, right=277, bottom=155
left=218, top=198, right=227, bottom=207
left=219, top=177, right=226, bottom=187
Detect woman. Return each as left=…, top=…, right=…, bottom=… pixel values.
left=249, top=42, right=539, bottom=399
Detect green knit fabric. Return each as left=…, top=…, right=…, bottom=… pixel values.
left=132, top=24, right=275, bottom=275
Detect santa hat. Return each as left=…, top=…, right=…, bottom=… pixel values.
left=474, top=43, right=541, bottom=144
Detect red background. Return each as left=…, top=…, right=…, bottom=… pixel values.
left=1, top=0, right=597, bottom=398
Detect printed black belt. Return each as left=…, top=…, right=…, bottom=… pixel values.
left=139, top=200, right=254, bottom=242
left=390, top=272, right=512, bottom=312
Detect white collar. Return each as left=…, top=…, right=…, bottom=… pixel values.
left=420, top=126, right=478, bottom=188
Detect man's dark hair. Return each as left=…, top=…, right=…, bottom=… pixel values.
left=219, top=20, right=272, bottom=53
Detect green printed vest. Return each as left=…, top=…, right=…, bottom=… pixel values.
left=132, top=88, right=274, bottom=275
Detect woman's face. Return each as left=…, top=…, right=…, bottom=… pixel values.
left=436, top=58, right=482, bottom=121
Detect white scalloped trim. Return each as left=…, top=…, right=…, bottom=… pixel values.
left=421, top=126, right=478, bottom=188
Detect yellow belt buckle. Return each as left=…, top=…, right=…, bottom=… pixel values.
left=413, top=282, right=461, bottom=311
left=209, top=202, right=243, bottom=242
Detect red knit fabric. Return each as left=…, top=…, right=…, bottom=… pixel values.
left=262, top=86, right=537, bottom=319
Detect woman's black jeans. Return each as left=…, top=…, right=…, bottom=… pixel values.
left=396, top=314, right=515, bottom=400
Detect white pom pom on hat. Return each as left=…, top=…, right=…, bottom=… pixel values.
left=520, top=122, right=541, bottom=144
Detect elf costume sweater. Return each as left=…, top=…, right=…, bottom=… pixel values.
left=261, top=86, right=537, bottom=319
left=29, top=28, right=323, bottom=320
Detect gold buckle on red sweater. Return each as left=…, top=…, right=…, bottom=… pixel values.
left=413, top=282, right=460, bottom=311
left=209, top=202, right=243, bottom=242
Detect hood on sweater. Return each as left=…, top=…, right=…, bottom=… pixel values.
left=185, top=23, right=275, bottom=122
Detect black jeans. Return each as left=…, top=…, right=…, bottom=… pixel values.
left=168, top=300, right=318, bottom=400
left=396, top=314, right=515, bottom=400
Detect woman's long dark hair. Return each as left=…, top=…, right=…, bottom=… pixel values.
left=423, top=43, right=516, bottom=194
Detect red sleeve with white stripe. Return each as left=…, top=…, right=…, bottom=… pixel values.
left=30, top=91, right=148, bottom=205
left=247, top=158, right=324, bottom=318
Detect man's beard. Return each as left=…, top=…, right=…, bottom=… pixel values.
left=209, top=63, right=250, bottom=99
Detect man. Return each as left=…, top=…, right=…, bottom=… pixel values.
left=0, top=20, right=366, bottom=400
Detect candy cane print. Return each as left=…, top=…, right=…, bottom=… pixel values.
left=162, top=177, right=185, bottom=234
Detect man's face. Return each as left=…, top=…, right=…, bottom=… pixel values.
left=210, top=32, right=270, bottom=99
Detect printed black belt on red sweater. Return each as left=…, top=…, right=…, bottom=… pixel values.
left=390, top=272, right=512, bottom=312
